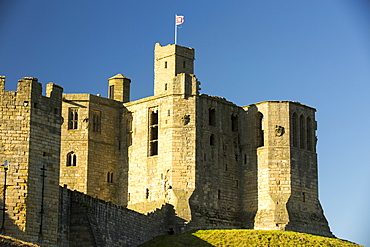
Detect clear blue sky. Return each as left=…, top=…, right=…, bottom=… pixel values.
left=1, top=0, right=369, bottom=245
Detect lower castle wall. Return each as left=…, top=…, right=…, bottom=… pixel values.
left=58, top=186, right=175, bottom=247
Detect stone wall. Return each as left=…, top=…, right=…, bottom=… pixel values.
left=58, top=186, right=175, bottom=247
left=189, top=94, right=244, bottom=229
left=60, top=93, right=126, bottom=205
left=0, top=76, right=63, bottom=246
left=242, top=101, right=333, bottom=237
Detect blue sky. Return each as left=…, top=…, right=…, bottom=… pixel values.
left=1, top=0, right=369, bottom=245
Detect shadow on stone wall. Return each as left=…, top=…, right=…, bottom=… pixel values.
left=0, top=195, right=30, bottom=244
left=59, top=187, right=178, bottom=247
left=240, top=104, right=259, bottom=229
left=285, top=196, right=334, bottom=237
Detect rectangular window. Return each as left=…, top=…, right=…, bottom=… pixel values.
left=92, top=110, right=101, bottom=132
left=149, top=108, right=158, bottom=156
left=109, top=85, right=115, bottom=99
left=127, top=114, right=133, bottom=146
left=208, top=108, right=216, bottom=126
left=231, top=114, right=238, bottom=131
left=256, top=112, right=264, bottom=147
left=68, top=108, right=78, bottom=130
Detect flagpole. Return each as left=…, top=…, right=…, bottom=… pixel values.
left=174, top=14, right=177, bottom=44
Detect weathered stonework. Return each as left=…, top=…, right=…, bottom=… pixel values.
left=58, top=43, right=332, bottom=237
left=0, top=77, right=63, bottom=246
left=0, top=43, right=333, bottom=246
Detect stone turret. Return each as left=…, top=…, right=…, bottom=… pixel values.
left=154, top=43, right=198, bottom=96
left=108, top=74, right=131, bottom=103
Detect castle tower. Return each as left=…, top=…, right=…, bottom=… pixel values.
left=154, top=43, right=195, bottom=96
left=242, top=101, right=332, bottom=237
left=108, top=74, right=131, bottom=103
left=0, top=77, right=63, bottom=246
left=60, top=92, right=125, bottom=205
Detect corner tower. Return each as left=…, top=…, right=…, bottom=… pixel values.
left=242, top=101, right=332, bottom=237
left=0, top=77, right=63, bottom=246
left=154, top=43, right=195, bottom=96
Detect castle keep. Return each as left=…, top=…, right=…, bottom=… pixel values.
left=0, top=43, right=332, bottom=246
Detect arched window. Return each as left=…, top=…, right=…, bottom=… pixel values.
left=299, top=114, right=306, bottom=149
left=292, top=112, right=298, bottom=147
left=306, top=117, right=312, bottom=151
left=256, top=112, right=264, bottom=147
left=66, top=152, right=76, bottom=166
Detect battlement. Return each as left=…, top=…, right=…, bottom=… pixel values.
left=154, top=43, right=195, bottom=96
left=154, top=43, right=194, bottom=60
left=0, top=76, right=63, bottom=101
left=0, top=76, right=63, bottom=117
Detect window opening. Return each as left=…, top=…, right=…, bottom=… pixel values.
left=165, top=83, right=168, bottom=90
left=208, top=108, right=216, bottom=126
left=256, top=112, right=264, bottom=147
left=183, top=61, right=186, bottom=68
left=217, top=189, right=221, bottom=200
left=164, top=61, right=168, bottom=68
left=149, top=108, right=159, bottom=156
left=107, top=171, right=114, bottom=183
left=68, top=108, right=78, bottom=130
left=231, top=114, right=238, bottom=131
left=302, top=192, right=306, bottom=202
left=292, top=112, right=298, bottom=148
left=92, top=110, right=101, bottom=132
left=109, top=85, right=115, bottom=99
left=66, top=152, right=77, bottom=166
left=307, top=117, right=312, bottom=151
left=146, top=188, right=150, bottom=199
left=210, top=134, right=215, bottom=146
left=127, top=113, right=133, bottom=146
left=299, top=114, right=306, bottom=149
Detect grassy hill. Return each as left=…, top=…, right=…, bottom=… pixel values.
left=140, top=229, right=362, bottom=247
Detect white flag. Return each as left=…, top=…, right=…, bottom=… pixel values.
left=176, top=15, right=184, bottom=25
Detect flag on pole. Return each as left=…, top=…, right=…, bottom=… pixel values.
left=176, top=15, right=184, bottom=25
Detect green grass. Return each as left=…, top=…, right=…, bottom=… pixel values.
left=140, top=229, right=363, bottom=247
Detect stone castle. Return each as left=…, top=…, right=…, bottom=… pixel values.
left=0, top=43, right=333, bottom=246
